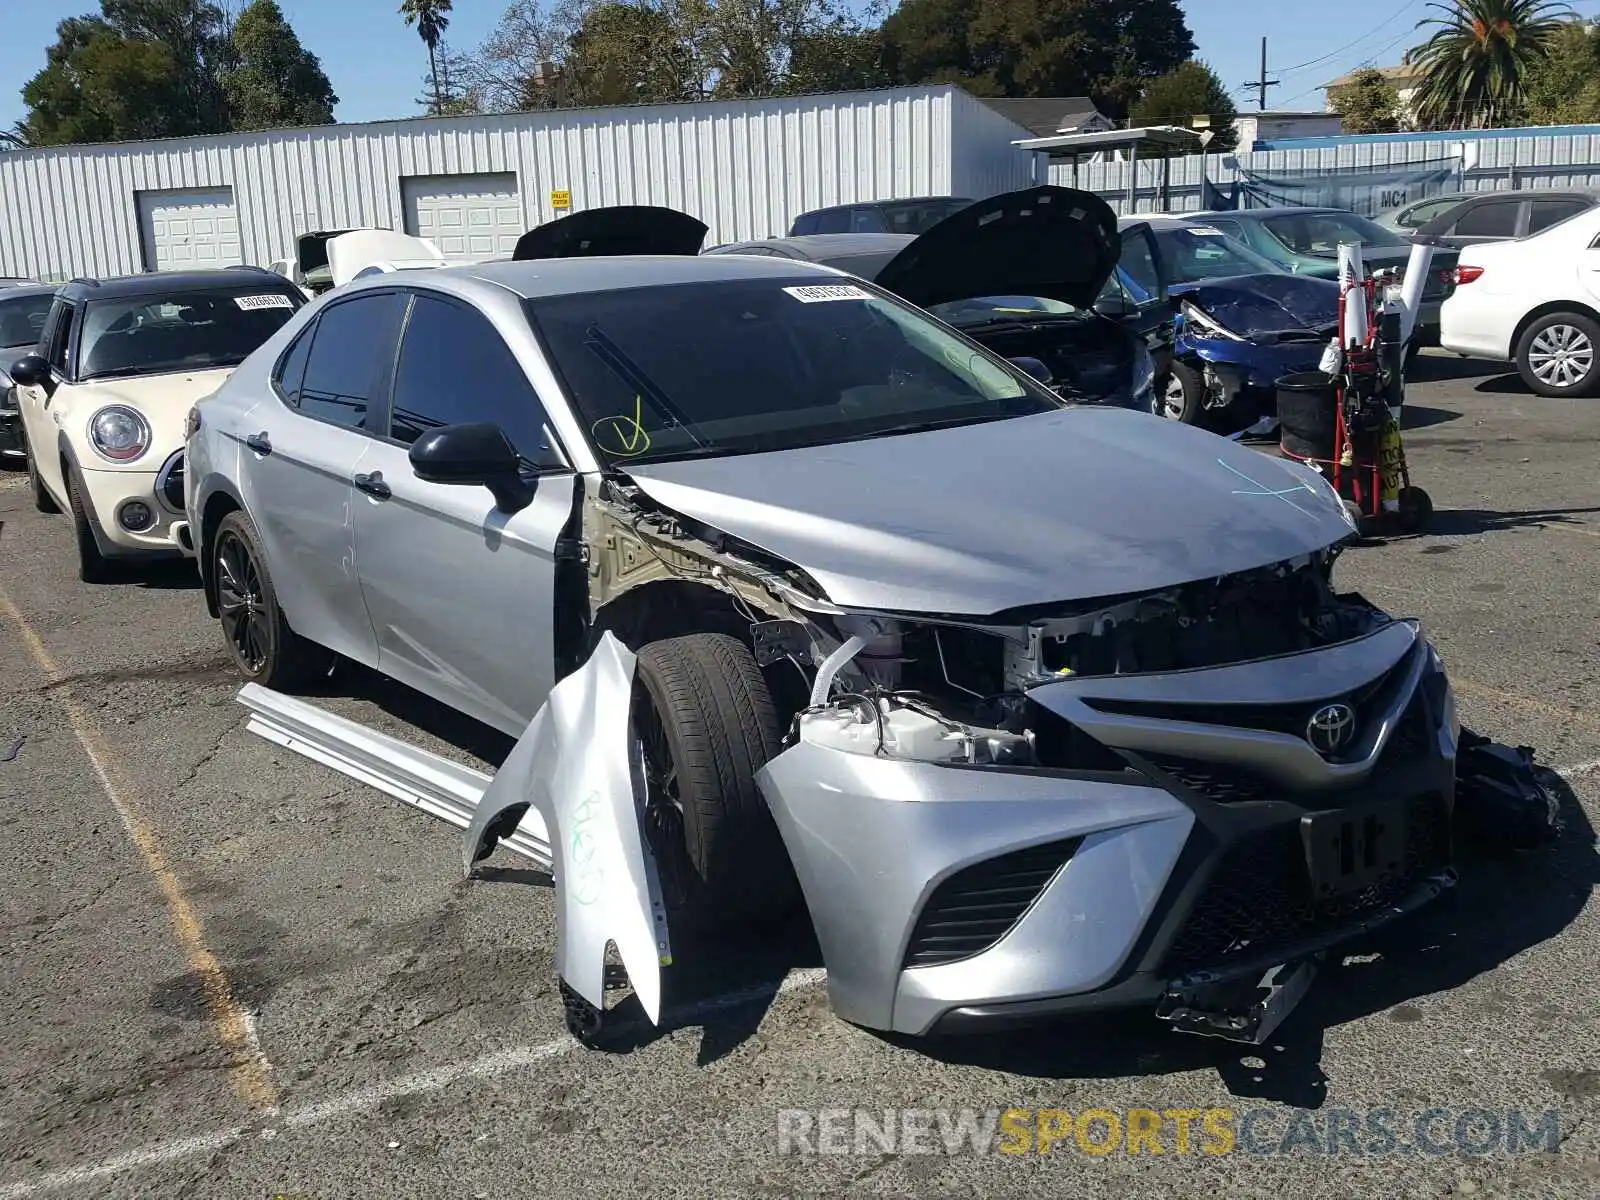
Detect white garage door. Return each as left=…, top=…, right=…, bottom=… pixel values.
left=136, top=188, right=243, bottom=271
left=401, top=173, right=524, bottom=261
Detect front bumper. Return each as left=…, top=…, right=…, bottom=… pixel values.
left=757, top=620, right=1457, bottom=1037
left=78, top=447, right=189, bottom=557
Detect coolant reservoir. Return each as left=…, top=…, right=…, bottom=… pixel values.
left=799, top=701, right=967, bottom=761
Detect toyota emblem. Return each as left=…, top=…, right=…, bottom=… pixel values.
left=1306, top=703, right=1357, bottom=755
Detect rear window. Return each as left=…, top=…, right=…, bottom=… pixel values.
left=1262, top=211, right=1407, bottom=255
left=77, top=287, right=304, bottom=381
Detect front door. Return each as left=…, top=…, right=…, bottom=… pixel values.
left=239, top=290, right=407, bottom=665
left=353, top=289, right=577, bottom=736
left=1114, top=222, right=1175, bottom=377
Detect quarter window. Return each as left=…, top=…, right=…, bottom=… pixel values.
left=45, top=301, right=74, bottom=374
left=388, top=294, right=558, bottom=465
left=295, top=292, right=406, bottom=431
left=274, top=321, right=315, bottom=406
left=1527, top=199, right=1588, bottom=235
left=1452, top=201, right=1520, bottom=238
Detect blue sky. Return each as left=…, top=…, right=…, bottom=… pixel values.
left=4, top=0, right=1600, bottom=133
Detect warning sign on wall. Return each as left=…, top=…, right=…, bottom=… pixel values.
left=550, top=190, right=572, bottom=210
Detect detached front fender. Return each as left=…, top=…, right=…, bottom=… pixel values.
left=462, top=632, right=672, bottom=1024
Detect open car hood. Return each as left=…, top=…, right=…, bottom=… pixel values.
left=624, top=406, right=1356, bottom=616
left=326, top=230, right=446, bottom=286
left=512, top=206, right=708, bottom=260
left=1179, top=273, right=1340, bottom=339
left=872, top=186, right=1121, bottom=311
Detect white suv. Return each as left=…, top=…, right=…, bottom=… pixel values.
left=11, top=268, right=307, bottom=581
left=1439, top=203, right=1600, bottom=397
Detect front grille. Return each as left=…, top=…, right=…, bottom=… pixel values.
left=902, top=838, right=1082, bottom=969
left=1161, top=791, right=1450, bottom=974
left=159, top=451, right=185, bottom=512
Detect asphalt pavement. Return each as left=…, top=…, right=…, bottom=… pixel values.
left=0, top=352, right=1596, bottom=1199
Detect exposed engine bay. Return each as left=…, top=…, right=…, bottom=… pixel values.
left=951, top=314, right=1141, bottom=406
left=581, top=473, right=1386, bottom=770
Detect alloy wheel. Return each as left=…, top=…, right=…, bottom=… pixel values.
left=1527, top=324, right=1594, bottom=390
left=1160, top=374, right=1187, bottom=420
left=215, top=531, right=270, bottom=673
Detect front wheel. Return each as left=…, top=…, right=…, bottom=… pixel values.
left=1159, top=362, right=1204, bottom=424
left=64, top=462, right=115, bottom=584
left=212, top=510, right=333, bottom=690
left=1515, top=312, right=1600, bottom=398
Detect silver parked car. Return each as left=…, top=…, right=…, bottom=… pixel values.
left=185, top=239, right=1462, bottom=1045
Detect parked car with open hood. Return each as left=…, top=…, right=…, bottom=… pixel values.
left=0, top=283, right=58, bottom=466
left=711, top=186, right=1171, bottom=413
left=11, top=267, right=307, bottom=581
left=185, top=244, right=1463, bottom=1047
left=1116, top=216, right=1340, bottom=428
left=1440, top=200, right=1600, bottom=397
left=1192, top=207, right=1457, bottom=351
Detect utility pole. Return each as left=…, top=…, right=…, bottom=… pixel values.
left=1241, top=37, right=1280, bottom=110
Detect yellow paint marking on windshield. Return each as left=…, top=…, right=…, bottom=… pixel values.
left=592, top=393, right=652, bottom=457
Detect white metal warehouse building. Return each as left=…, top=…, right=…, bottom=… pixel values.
left=0, top=84, right=1044, bottom=282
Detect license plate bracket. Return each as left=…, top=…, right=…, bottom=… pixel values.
left=1301, top=799, right=1407, bottom=900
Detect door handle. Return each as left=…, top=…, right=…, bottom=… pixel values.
left=245, top=431, right=271, bottom=454
left=353, top=470, right=391, bottom=499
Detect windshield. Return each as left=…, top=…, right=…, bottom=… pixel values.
left=524, top=277, right=1061, bottom=466
left=0, top=292, right=54, bottom=350
left=77, top=286, right=303, bottom=380
left=925, top=294, right=1081, bottom=325
left=1152, top=226, right=1285, bottom=283
left=1262, top=210, right=1407, bottom=255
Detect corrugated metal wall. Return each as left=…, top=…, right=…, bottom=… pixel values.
left=0, top=86, right=961, bottom=279
left=945, top=89, right=1037, bottom=199
left=1051, top=129, right=1600, bottom=214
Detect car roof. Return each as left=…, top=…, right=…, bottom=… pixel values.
left=59, top=267, right=295, bottom=301
left=402, top=253, right=850, bottom=300
left=797, top=196, right=974, bottom=216
left=1451, top=189, right=1598, bottom=203
left=714, top=233, right=915, bottom=258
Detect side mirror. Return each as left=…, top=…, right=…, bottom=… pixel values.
left=1093, top=296, right=1136, bottom=320
left=409, top=422, right=534, bottom=513
left=9, top=353, right=50, bottom=389
left=1007, top=356, right=1052, bottom=384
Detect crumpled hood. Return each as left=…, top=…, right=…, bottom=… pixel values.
left=624, top=407, right=1354, bottom=616
left=1176, top=272, right=1339, bottom=339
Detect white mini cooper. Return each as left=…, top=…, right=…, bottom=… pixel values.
left=11, top=268, right=307, bottom=581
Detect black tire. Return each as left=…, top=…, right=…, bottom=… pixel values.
left=64, top=461, right=115, bottom=584
left=632, top=633, right=798, bottom=937
left=1157, top=361, right=1203, bottom=424
left=1399, top=486, right=1433, bottom=533
left=1514, top=311, right=1600, bottom=398
left=1404, top=339, right=1422, bottom=371
left=26, top=434, right=58, bottom=514
left=212, top=509, right=333, bottom=690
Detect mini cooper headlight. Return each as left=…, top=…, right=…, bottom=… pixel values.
left=89, top=405, right=152, bottom=463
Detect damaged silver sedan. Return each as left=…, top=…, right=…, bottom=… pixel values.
left=186, top=241, right=1462, bottom=1048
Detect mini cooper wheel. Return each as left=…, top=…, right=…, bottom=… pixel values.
left=1159, top=362, right=1203, bottom=424
left=1515, top=312, right=1600, bottom=398
left=64, top=461, right=115, bottom=584
left=26, top=436, right=58, bottom=514
left=631, top=633, right=799, bottom=939
left=212, top=511, right=332, bottom=690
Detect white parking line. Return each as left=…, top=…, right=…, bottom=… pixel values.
left=0, top=967, right=829, bottom=1199
left=1556, top=759, right=1600, bottom=779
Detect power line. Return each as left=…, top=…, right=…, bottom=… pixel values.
left=1268, top=0, right=1427, bottom=80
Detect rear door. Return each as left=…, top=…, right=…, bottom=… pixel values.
left=1113, top=223, right=1175, bottom=374
left=241, top=290, right=405, bottom=665
left=1440, top=198, right=1522, bottom=247
left=352, top=289, right=578, bottom=735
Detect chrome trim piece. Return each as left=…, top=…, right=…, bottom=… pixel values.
left=155, top=448, right=186, bottom=514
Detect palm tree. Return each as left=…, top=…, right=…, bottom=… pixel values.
left=400, top=0, right=455, bottom=113
left=1405, top=0, right=1574, bottom=129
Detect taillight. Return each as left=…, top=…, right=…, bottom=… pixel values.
left=1454, top=265, right=1484, bottom=285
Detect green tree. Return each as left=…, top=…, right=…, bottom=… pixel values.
left=1405, top=0, right=1573, bottom=129
left=1129, top=60, right=1237, bottom=150
left=416, top=43, right=482, bottom=115
left=222, top=0, right=338, bottom=129
left=563, top=1, right=699, bottom=105
left=102, top=0, right=233, bottom=134
left=1331, top=66, right=1402, bottom=133
left=1521, top=18, right=1600, bottom=124
left=881, top=0, right=1194, bottom=116
left=400, top=0, right=455, bottom=114
left=19, top=15, right=189, bottom=145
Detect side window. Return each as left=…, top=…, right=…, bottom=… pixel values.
left=1204, top=218, right=1243, bottom=240
left=812, top=208, right=851, bottom=234
left=45, top=301, right=74, bottom=373
left=790, top=212, right=818, bottom=235
left=388, top=294, right=559, bottom=466
left=296, top=292, right=406, bottom=431
left=273, top=320, right=315, bottom=406
left=1527, top=199, right=1588, bottom=235
left=1452, top=200, right=1520, bottom=237
left=1118, top=233, right=1163, bottom=300
left=850, top=207, right=885, bottom=232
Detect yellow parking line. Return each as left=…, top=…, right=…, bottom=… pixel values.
left=1453, top=677, right=1600, bottom=734
left=0, top=587, right=279, bottom=1114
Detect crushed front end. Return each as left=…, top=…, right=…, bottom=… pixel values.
left=752, top=552, right=1460, bottom=1041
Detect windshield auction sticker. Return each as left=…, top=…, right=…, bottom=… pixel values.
left=234, top=293, right=295, bottom=310
left=783, top=284, right=872, bottom=303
